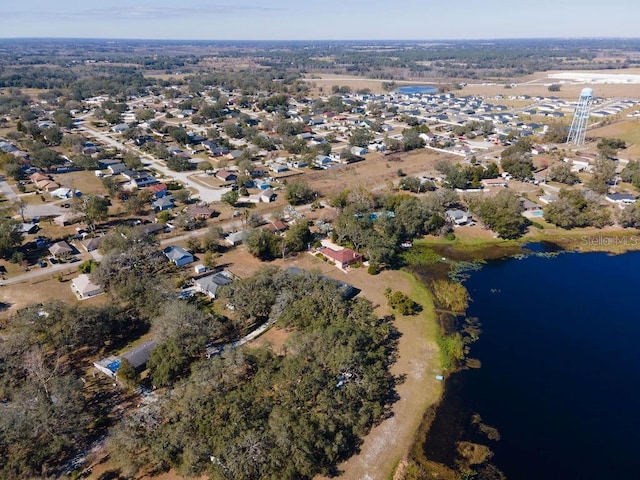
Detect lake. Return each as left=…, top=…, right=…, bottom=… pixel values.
left=424, top=251, right=640, bottom=479
left=395, top=85, right=437, bottom=95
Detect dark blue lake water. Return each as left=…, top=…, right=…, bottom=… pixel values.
left=395, top=85, right=437, bottom=95
left=449, top=251, right=640, bottom=479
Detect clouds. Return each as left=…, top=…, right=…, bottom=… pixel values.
left=2, top=4, right=283, bottom=22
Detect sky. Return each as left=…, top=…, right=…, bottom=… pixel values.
left=1, top=0, right=638, bottom=40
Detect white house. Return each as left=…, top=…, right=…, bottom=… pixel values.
left=445, top=209, right=472, bottom=226
left=71, top=274, right=104, bottom=300
left=605, top=193, right=636, bottom=206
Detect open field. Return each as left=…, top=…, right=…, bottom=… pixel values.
left=588, top=119, right=640, bottom=158
left=305, top=150, right=457, bottom=199
left=304, top=74, right=444, bottom=96
left=0, top=267, right=110, bottom=315
left=463, top=69, right=640, bottom=100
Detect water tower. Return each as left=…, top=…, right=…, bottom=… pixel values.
left=566, top=87, right=593, bottom=146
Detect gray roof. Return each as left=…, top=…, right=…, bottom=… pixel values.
left=225, top=230, right=251, bottom=245
left=122, top=340, right=158, bottom=369
left=163, top=245, right=193, bottom=262
left=445, top=209, right=469, bottom=220
left=195, top=272, right=232, bottom=297
left=49, top=240, right=73, bottom=256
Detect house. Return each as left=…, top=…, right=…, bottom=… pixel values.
left=93, top=339, right=158, bottom=378
left=605, top=193, right=637, bottom=205
left=185, top=203, right=216, bottom=219
left=129, top=173, right=158, bottom=188
left=225, top=230, right=251, bottom=246
left=539, top=193, right=558, bottom=204
left=216, top=170, right=238, bottom=183
left=163, top=245, right=194, bottom=267
left=315, top=155, right=332, bottom=167
left=50, top=187, right=73, bottom=199
left=260, top=188, right=277, bottom=203
left=108, top=163, right=127, bottom=175
left=36, top=179, right=60, bottom=192
left=318, top=247, right=363, bottom=269
left=133, top=223, right=165, bottom=236
left=48, top=240, right=74, bottom=258
left=71, top=273, right=104, bottom=299
left=153, top=196, right=175, bottom=211
left=445, top=209, right=471, bottom=226
left=29, top=172, right=50, bottom=183
left=350, top=146, right=368, bottom=156
left=262, top=220, right=288, bottom=233
left=251, top=165, right=267, bottom=177
left=520, top=198, right=542, bottom=211
left=111, top=123, right=130, bottom=134
left=19, top=223, right=38, bottom=234
left=81, top=236, right=104, bottom=252
left=194, top=271, right=233, bottom=298
left=53, top=212, right=83, bottom=226
left=269, top=163, right=289, bottom=173
left=147, top=183, right=169, bottom=198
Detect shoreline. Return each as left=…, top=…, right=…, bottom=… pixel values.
left=400, top=231, right=640, bottom=478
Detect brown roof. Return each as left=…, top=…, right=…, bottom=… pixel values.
left=319, top=247, right=362, bottom=265
left=30, top=172, right=50, bottom=183
left=262, top=220, right=288, bottom=232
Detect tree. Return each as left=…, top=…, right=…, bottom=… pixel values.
left=470, top=190, right=529, bottom=239
left=30, top=147, right=63, bottom=171
left=500, top=138, right=534, bottom=180
left=221, top=190, right=239, bottom=206
left=619, top=203, right=640, bottom=229
left=548, top=162, right=579, bottom=185
left=402, top=129, right=425, bottom=151
left=620, top=160, right=640, bottom=189
left=543, top=122, right=568, bottom=143
left=0, top=217, right=23, bottom=259
left=172, top=188, right=191, bottom=204
left=78, top=195, right=110, bottom=227
left=167, top=156, right=196, bottom=171
left=12, top=198, right=27, bottom=222
left=501, top=154, right=534, bottom=180
left=399, top=176, right=434, bottom=193
left=587, top=156, right=616, bottom=194
left=597, top=137, right=626, bottom=159
left=117, top=358, right=139, bottom=389
left=544, top=189, right=612, bottom=229
left=284, top=219, right=312, bottom=253
left=43, top=126, right=63, bottom=146
left=285, top=180, right=316, bottom=205
left=548, top=84, right=561, bottom=92
left=349, top=127, right=374, bottom=147
left=245, top=228, right=280, bottom=260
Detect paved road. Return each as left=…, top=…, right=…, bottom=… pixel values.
left=0, top=175, right=18, bottom=202
left=76, top=123, right=232, bottom=203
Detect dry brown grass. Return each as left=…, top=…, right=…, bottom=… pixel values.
left=305, top=150, right=456, bottom=199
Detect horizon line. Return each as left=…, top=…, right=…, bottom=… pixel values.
left=1, top=36, right=640, bottom=42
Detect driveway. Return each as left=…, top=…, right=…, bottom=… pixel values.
left=0, top=175, right=18, bottom=202
left=24, top=204, right=65, bottom=218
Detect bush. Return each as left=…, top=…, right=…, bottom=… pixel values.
left=386, top=290, right=421, bottom=315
